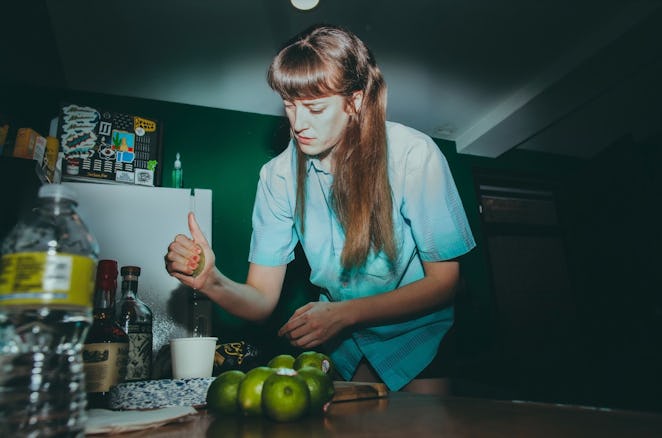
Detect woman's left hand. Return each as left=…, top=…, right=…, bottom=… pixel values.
left=278, top=301, right=349, bottom=348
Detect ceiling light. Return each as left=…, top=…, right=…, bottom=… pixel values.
left=291, top=0, right=319, bottom=11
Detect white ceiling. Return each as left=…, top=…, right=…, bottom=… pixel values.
left=7, top=0, right=662, bottom=159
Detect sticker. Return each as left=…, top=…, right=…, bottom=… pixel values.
left=0, top=253, right=96, bottom=307
left=115, top=170, right=135, bottom=184
left=135, top=169, right=154, bottom=186
left=111, top=129, right=135, bottom=167
left=60, top=104, right=100, bottom=160
left=133, top=116, right=157, bottom=133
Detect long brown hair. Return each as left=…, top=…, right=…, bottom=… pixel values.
left=267, top=24, right=396, bottom=271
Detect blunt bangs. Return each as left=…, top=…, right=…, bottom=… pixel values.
left=268, top=44, right=344, bottom=101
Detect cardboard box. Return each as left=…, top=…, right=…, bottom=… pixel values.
left=0, top=123, right=8, bottom=154
left=0, top=112, right=8, bottom=156
left=13, top=127, right=46, bottom=165
left=43, top=136, right=60, bottom=183
left=57, top=103, right=163, bottom=186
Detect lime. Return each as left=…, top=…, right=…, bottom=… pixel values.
left=296, top=366, right=335, bottom=413
left=237, top=366, right=276, bottom=416
left=261, top=368, right=310, bottom=422
left=267, top=354, right=296, bottom=369
left=206, top=369, right=246, bottom=415
left=293, top=351, right=334, bottom=376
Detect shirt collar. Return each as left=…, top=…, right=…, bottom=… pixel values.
left=306, top=155, right=333, bottom=175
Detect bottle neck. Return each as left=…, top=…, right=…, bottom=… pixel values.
left=95, top=262, right=118, bottom=311
left=121, top=278, right=140, bottom=299
left=38, top=198, right=77, bottom=216
left=93, top=286, right=116, bottom=311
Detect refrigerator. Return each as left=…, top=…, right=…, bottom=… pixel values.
left=62, top=182, right=213, bottom=375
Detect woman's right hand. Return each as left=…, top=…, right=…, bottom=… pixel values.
left=164, top=212, right=215, bottom=291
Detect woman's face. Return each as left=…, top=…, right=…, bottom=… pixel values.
left=284, top=93, right=360, bottom=160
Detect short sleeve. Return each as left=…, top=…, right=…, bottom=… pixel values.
left=248, top=159, right=299, bottom=266
left=400, top=137, right=475, bottom=261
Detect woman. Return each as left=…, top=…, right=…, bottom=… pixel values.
left=165, top=24, right=475, bottom=393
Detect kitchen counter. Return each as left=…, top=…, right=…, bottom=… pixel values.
left=91, top=392, right=662, bottom=437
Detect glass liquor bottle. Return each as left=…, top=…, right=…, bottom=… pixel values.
left=83, top=259, right=129, bottom=409
left=116, top=266, right=153, bottom=381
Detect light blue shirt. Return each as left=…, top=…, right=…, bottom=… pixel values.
left=249, top=121, right=476, bottom=390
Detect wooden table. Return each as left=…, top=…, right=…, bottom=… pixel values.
left=100, top=392, right=662, bottom=437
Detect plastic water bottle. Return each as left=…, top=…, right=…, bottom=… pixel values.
left=0, top=183, right=99, bottom=437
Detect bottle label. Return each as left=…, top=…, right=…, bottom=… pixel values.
left=83, top=342, right=129, bottom=392
left=126, top=332, right=153, bottom=381
left=0, top=252, right=96, bottom=307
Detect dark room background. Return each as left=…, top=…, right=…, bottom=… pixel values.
left=2, top=83, right=660, bottom=412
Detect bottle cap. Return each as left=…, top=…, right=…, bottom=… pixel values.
left=96, top=259, right=118, bottom=290
left=38, top=183, right=77, bottom=202
left=121, top=266, right=141, bottom=277
left=98, top=259, right=118, bottom=277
